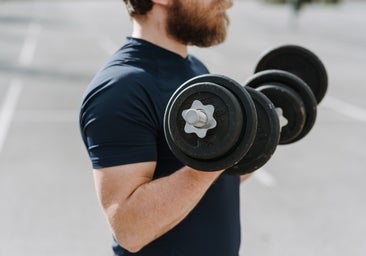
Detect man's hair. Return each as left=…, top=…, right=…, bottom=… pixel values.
left=123, top=0, right=153, bottom=16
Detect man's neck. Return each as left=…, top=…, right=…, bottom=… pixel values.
left=131, top=16, right=188, bottom=58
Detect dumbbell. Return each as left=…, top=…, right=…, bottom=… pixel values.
left=164, top=74, right=258, bottom=171
left=226, top=45, right=328, bottom=175
left=164, top=45, right=327, bottom=174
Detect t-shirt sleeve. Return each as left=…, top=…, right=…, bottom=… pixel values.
left=80, top=75, right=161, bottom=169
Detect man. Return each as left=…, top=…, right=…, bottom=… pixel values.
left=79, top=0, right=250, bottom=255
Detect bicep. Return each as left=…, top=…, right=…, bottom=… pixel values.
left=81, top=84, right=160, bottom=169
left=93, top=162, right=157, bottom=211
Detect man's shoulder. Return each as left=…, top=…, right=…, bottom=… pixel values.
left=81, top=62, right=156, bottom=107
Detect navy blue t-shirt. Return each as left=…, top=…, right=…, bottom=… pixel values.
left=79, top=37, right=241, bottom=256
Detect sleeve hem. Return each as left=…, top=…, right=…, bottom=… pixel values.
left=91, top=155, right=157, bottom=169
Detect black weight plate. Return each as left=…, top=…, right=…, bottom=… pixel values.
left=164, top=74, right=257, bottom=171
left=254, top=45, right=328, bottom=103
left=168, top=82, right=243, bottom=160
left=257, top=84, right=306, bottom=144
left=226, top=88, right=280, bottom=175
left=246, top=70, right=317, bottom=144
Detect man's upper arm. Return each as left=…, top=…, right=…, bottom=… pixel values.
left=93, top=162, right=157, bottom=211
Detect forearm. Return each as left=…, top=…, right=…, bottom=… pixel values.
left=108, top=166, right=223, bottom=252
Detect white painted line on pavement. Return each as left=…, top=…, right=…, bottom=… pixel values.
left=0, top=22, right=41, bottom=153
left=0, top=79, right=23, bottom=153
left=253, top=169, right=277, bottom=187
left=14, top=110, right=76, bottom=123
left=19, top=22, right=41, bottom=66
left=322, top=96, right=366, bottom=123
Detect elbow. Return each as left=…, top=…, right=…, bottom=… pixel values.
left=104, top=207, right=148, bottom=253
left=114, top=233, right=146, bottom=253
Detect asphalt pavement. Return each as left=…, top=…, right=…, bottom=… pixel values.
left=0, top=0, right=365, bottom=255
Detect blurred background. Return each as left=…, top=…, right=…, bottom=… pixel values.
left=0, top=0, right=365, bottom=255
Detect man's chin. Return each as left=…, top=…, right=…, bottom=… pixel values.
left=190, top=35, right=227, bottom=48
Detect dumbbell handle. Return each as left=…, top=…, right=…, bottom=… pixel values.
left=183, top=103, right=287, bottom=137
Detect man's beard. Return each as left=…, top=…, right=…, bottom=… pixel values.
left=166, top=0, right=230, bottom=48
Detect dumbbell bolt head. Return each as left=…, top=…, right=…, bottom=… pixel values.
left=275, top=107, right=289, bottom=130
left=182, top=100, right=217, bottom=138
left=183, top=109, right=208, bottom=128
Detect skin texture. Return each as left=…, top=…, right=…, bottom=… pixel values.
left=94, top=163, right=224, bottom=252
left=92, top=0, right=251, bottom=253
